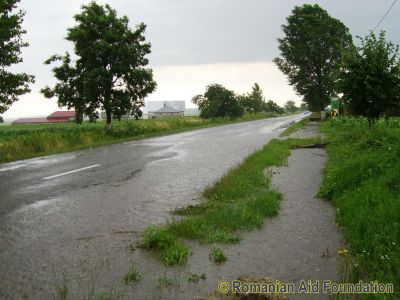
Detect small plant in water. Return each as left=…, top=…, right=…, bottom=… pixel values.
left=188, top=272, right=207, bottom=283
left=156, top=273, right=178, bottom=293
left=161, top=242, right=189, bottom=266
left=123, top=263, right=140, bottom=284
left=209, top=247, right=227, bottom=264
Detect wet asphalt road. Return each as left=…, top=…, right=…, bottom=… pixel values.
left=0, top=114, right=307, bottom=299
left=0, top=114, right=305, bottom=215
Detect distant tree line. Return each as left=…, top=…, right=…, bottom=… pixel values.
left=192, top=83, right=304, bottom=119
left=3, top=1, right=399, bottom=126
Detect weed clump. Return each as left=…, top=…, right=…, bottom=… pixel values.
left=161, top=242, right=189, bottom=266
left=139, top=225, right=176, bottom=251
left=209, top=247, right=227, bottom=264
left=139, top=225, right=188, bottom=266
left=123, top=263, right=140, bottom=284
left=188, top=273, right=206, bottom=283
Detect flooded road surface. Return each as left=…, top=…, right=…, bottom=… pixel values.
left=0, top=114, right=307, bottom=299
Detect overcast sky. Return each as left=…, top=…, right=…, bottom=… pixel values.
left=3, top=0, right=400, bottom=119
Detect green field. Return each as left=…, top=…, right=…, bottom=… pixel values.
left=320, top=117, right=400, bottom=299
left=0, top=114, right=274, bottom=163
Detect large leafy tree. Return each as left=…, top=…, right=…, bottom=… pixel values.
left=274, top=4, right=352, bottom=111
left=339, top=31, right=400, bottom=122
left=284, top=100, right=298, bottom=113
left=0, top=0, right=34, bottom=115
left=239, top=83, right=265, bottom=113
left=42, top=2, right=156, bottom=127
left=192, top=84, right=243, bottom=119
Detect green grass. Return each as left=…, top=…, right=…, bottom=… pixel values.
left=161, top=242, right=189, bottom=266
left=123, top=263, right=140, bottom=284
left=209, top=247, right=227, bottom=264
left=279, top=117, right=309, bottom=137
left=139, top=225, right=189, bottom=266
left=0, top=114, right=275, bottom=163
left=139, top=135, right=323, bottom=266
left=319, top=117, right=400, bottom=300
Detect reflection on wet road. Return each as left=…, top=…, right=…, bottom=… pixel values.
left=0, top=114, right=305, bottom=299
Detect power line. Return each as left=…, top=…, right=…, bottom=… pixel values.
left=372, top=0, right=397, bottom=32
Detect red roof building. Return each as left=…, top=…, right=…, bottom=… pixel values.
left=12, top=111, right=76, bottom=125
left=11, top=118, right=49, bottom=124
left=47, top=111, right=76, bottom=119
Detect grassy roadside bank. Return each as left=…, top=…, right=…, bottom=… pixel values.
left=319, top=118, right=400, bottom=299
left=279, top=117, right=309, bottom=137
left=139, top=127, right=322, bottom=266
left=0, top=113, right=274, bottom=164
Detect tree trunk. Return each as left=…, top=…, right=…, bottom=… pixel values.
left=106, top=110, right=112, bottom=130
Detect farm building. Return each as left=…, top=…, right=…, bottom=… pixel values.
left=148, top=104, right=184, bottom=119
left=46, top=111, right=76, bottom=122
left=12, top=111, right=76, bottom=125
left=145, top=101, right=185, bottom=113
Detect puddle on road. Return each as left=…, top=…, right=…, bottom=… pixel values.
left=1, top=149, right=342, bottom=300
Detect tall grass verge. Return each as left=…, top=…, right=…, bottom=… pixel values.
left=139, top=136, right=324, bottom=266
left=320, top=117, right=400, bottom=300
left=0, top=114, right=274, bottom=163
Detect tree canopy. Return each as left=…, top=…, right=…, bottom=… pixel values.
left=339, top=31, right=400, bottom=121
left=42, top=2, right=156, bottom=127
left=192, top=84, right=243, bottom=119
left=0, top=0, right=34, bottom=115
left=239, top=83, right=265, bottom=113
left=274, top=4, right=352, bottom=111
left=264, top=100, right=284, bottom=114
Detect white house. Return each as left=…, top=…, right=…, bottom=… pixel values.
left=148, top=104, right=184, bottom=119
